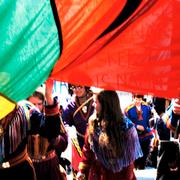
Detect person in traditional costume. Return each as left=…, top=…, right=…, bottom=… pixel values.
left=124, top=94, right=154, bottom=169
left=156, top=98, right=180, bottom=180
left=62, top=84, right=94, bottom=173
left=0, top=101, right=36, bottom=180
left=77, top=90, right=143, bottom=180
left=26, top=79, right=68, bottom=180
left=0, top=78, right=68, bottom=180
left=146, top=97, right=171, bottom=168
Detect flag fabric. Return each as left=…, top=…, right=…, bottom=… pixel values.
left=0, top=94, right=16, bottom=120
left=0, top=0, right=61, bottom=102
left=1, top=0, right=180, bottom=117
left=51, top=0, right=180, bottom=99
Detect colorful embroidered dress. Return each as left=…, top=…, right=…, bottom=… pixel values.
left=0, top=98, right=68, bottom=180
left=79, top=118, right=143, bottom=180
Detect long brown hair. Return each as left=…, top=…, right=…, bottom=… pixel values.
left=96, top=90, right=124, bottom=154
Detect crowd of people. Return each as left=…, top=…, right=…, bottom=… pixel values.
left=0, top=79, right=68, bottom=180
left=0, top=80, right=180, bottom=180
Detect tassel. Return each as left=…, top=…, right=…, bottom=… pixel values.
left=40, top=137, right=49, bottom=156
left=27, top=136, right=33, bottom=157
left=8, top=106, right=28, bottom=154
left=33, top=134, right=40, bottom=159
left=9, top=122, right=14, bottom=153
left=9, top=123, right=12, bottom=154
left=0, top=138, right=5, bottom=163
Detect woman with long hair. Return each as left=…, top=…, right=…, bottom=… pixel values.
left=77, top=90, right=142, bottom=180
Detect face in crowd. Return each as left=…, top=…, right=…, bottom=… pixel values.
left=70, top=85, right=87, bottom=98
left=133, top=95, right=143, bottom=107
left=28, top=91, right=45, bottom=112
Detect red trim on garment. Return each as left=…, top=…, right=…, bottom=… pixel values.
left=45, top=105, right=59, bottom=116
left=138, top=131, right=154, bottom=139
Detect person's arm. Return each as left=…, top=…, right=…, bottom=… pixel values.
left=173, top=98, right=180, bottom=115
left=77, top=122, right=95, bottom=180
left=62, top=102, right=75, bottom=127
left=45, top=78, right=54, bottom=105
left=162, top=98, right=180, bottom=133
left=49, top=129, right=68, bottom=152
left=44, top=78, right=63, bottom=140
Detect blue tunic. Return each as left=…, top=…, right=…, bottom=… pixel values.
left=124, top=101, right=154, bottom=141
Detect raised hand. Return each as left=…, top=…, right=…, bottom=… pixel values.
left=45, top=78, right=54, bottom=105
left=173, top=98, right=180, bottom=115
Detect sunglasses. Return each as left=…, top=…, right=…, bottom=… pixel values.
left=70, top=85, right=83, bottom=90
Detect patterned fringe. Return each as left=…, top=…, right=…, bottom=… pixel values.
left=93, top=126, right=143, bottom=173
left=28, top=135, right=49, bottom=159
left=0, top=106, right=28, bottom=162
left=8, top=106, right=28, bottom=154
left=0, top=137, right=5, bottom=163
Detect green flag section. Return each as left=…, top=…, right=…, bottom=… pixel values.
left=0, top=0, right=60, bottom=103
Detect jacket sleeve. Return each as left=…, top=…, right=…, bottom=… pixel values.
left=162, top=102, right=180, bottom=132
left=78, top=128, right=95, bottom=175
left=50, top=115, right=68, bottom=152
left=62, top=102, right=75, bottom=127
left=44, top=97, right=60, bottom=139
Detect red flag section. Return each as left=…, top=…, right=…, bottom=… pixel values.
left=51, top=0, right=180, bottom=99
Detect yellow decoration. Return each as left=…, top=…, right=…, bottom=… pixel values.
left=0, top=94, right=16, bottom=120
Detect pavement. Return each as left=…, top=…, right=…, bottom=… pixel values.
left=66, top=167, right=157, bottom=180
left=135, top=167, right=157, bottom=180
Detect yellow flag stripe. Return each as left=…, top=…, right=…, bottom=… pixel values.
left=0, top=93, right=16, bottom=120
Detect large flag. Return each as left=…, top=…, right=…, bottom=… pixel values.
left=51, top=0, right=180, bottom=99
left=0, top=0, right=61, bottom=118
left=1, top=0, right=180, bottom=118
